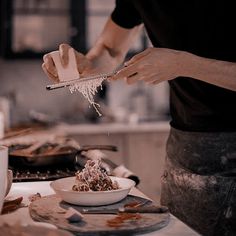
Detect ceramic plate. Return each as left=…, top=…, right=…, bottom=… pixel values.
left=50, top=176, right=135, bottom=206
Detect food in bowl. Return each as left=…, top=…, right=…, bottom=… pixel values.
left=50, top=176, right=135, bottom=205
left=72, top=159, right=119, bottom=192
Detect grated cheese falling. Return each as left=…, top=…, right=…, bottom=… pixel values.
left=68, top=76, right=106, bottom=116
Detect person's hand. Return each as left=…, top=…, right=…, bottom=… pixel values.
left=42, top=44, right=92, bottom=82
left=113, top=47, right=184, bottom=85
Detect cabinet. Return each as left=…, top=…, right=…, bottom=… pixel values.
left=0, top=0, right=149, bottom=59
left=127, top=132, right=168, bottom=203
left=0, top=0, right=86, bottom=58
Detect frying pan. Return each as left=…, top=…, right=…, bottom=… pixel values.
left=9, top=145, right=118, bottom=167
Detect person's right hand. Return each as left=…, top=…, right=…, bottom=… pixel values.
left=42, top=43, right=92, bottom=83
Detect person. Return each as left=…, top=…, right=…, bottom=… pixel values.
left=42, top=1, right=236, bottom=235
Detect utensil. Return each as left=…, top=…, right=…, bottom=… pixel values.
left=9, top=142, right=118, bottom=167
left=50, top=176, right=135, bottom=206
left=3, top=128, right=33, bottom=140
left=81, top=205, right=169, bottom=214
left=29, top=194, right=170, bottom=235
left=46, top=70, right=117, bottom=91
left=46, top=49, right=115, bottom=90
left=46, top=48, right=124, bottom=91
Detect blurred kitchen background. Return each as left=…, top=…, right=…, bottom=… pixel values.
left=0, top=0, right=169, bottom=126
left=0, top=0, right=170, bottom=202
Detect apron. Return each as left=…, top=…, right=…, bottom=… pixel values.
left=161, top=127, right=236, bottom=236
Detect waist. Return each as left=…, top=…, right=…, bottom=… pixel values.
left=169, top=77, right=236, bottom=132
left=167, top=127, right=236, bottom=175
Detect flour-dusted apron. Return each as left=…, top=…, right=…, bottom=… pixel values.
left=161, top=128, right=236, bottom=236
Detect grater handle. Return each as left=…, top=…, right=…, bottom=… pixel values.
left=46, top=70, right=120, bottom=90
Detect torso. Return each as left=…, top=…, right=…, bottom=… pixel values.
left=112, top=0, right=236, bottom=131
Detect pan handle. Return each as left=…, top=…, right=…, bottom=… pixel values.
left=79, top=145, right=118, bottom=152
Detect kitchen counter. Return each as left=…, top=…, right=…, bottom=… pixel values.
left=0, top=121, right=171, bottom=203
left=0, top=181, right=199, bottom=235
left=0, top=121, right=170, bottom=146
left=54, top=121, right=170, bottom=135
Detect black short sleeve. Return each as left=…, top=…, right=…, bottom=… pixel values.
left=111, top=0, right=142, bottom=29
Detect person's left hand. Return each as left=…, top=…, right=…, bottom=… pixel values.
left=113, top=47, right=184, bottom=84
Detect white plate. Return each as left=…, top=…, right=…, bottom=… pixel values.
left=50, top=176, right=135, bottom=206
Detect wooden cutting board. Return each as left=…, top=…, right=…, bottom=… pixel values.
left=29, top=194, right=170, bottom=235
left=0, top=224, right=74, bottom=236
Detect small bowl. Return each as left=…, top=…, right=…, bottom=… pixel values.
left=50, top=176, right=135, bottom=206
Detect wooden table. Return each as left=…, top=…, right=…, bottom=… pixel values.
left=0, top=181, right=199, bottom=235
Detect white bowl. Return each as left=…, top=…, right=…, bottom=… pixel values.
left=50, top=176, right=135, bottom=206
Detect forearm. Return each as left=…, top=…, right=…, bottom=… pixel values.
left=86, top=18, right=142, bottom=72
left=182, top=52, right=236, bottom=91
left=86, top=42, right=122, bottom=72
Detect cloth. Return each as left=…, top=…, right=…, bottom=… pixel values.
left=111, top=0, right=236, bottom=132
left=161, top=127, right=236, bottom=236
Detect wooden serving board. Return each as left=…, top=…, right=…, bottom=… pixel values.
left=29, top=194, right=170, bottom=235
left=0, top=224, right=74, bottom=236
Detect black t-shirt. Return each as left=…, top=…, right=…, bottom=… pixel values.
left=111, top=0, right=236, bottom=132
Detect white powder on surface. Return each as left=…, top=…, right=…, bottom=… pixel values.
left=171, top=167, right=217, bottom=190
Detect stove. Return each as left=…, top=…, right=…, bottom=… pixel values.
left=10, top=164, right=80, bottom=182
left=9, top=148, right=140, bottom=185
